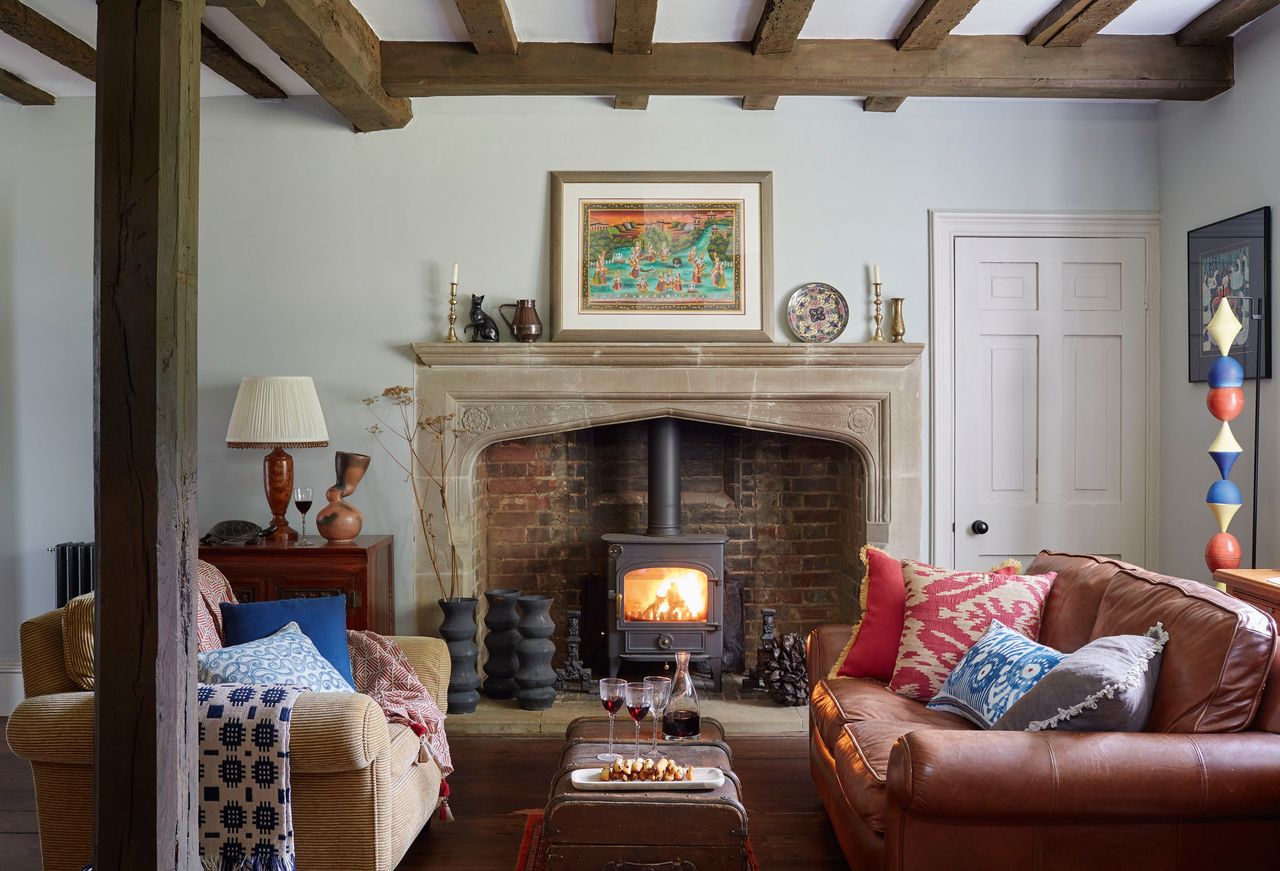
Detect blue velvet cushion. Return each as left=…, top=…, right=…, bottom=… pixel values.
left=927, top=620, right=1065, bottom=728
left=220, top=595, right=354, bottom=689
left=197, top=621, right=354, bottom=692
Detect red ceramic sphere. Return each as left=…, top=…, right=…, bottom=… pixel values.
left=1205, top=532, right=1242, bottom=572
left=1207, top=387, right=1245, bottom=421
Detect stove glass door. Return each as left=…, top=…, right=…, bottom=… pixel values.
left=621, top=566, right=710, bottom=622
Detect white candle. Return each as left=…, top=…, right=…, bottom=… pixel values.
left=451, top=263, right=459, bottom=284
left=872, top=264, right=881, bottom=284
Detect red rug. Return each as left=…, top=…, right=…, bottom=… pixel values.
left=516, top=812, right=759, bottom=871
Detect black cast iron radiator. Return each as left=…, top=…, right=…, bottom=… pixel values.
left=51, top=541, right=95, bottom=607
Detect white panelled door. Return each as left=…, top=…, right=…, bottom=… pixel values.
left=952, top=236, right=1148, bottom=569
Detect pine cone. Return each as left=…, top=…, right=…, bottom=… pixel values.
left=761, top=631, right=809, bottom=706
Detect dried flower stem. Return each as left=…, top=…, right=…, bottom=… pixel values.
left=365, top=386, right=475, bottom=601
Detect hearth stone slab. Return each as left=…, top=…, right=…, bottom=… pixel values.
left=446, top=695, right=807, bottom=737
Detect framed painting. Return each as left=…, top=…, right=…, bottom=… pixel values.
left=550, top=171, right=774, bottom=342
left=1188, top=207, right=1271, bottom=382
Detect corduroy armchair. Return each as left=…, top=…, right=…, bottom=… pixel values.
left=5, top=604, right=451, bottom=871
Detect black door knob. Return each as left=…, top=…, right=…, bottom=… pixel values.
left=971, top=520, right=989, bottom=535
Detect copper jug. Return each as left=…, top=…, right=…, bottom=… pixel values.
left=498, top=299, right=543, bottom=342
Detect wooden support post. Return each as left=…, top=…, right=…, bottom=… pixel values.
left=863, top=96, right=906, bottom=112
left=94, top=0, right=202, bottom=868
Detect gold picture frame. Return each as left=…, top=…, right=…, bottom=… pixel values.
left=550, top=171, right=775, bottom=342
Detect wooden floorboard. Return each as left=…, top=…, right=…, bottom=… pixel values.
left=0, top=718, right=846, bottom=870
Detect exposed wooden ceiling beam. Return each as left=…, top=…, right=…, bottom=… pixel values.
left=0, top=67, right=53, bottom=104
left=455, top=0, right=519, bottom=54
left=1028, top=1, right=1141, bottom=47
left=382, top=36, right=1232, bottom=102
left=0, top=0, right=95, bottom=81
left=200, top=24, right=286, bottom=100
left=226, top=0, right=411, bottom=131
left=898, top=0, right=983, bottom=51
left=752, top=0, right=817, bottom=54
left=1178, top=0, right=1280, bottom=46
left=612, top=1, right=657, bottom=109
left=614, top=0, right=658, bottom=54
left=863, top=96, right=906, bottom=112
left=747, top=0, right=816, bottom=110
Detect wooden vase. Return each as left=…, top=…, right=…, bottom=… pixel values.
left=515, top=594, right=557, bottom=711
left=482, top=588, right=522, bottom=699
left=317, top=451, right=370, bottom=544
left=439, top=597, right=481, bottom=714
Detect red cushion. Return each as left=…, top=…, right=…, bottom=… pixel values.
left=830, top=551, right=1024, bottom=683
left=832, top=547, right=906, bottom=681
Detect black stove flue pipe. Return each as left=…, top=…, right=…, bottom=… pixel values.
left=647, top=417, right=682, bottom=536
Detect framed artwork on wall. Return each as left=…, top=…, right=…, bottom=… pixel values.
left=1188, top=207, right=1272, bottom=382
left=549, top=171, right=774, bottom=342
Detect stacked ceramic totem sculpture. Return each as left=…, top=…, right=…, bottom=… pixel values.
left=1205, top=299, right=1246, bottom=573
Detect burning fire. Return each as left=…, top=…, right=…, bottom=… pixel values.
left=623, top=567, right=709, bottom=622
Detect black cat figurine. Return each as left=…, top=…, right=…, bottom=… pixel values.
left=464, top=294, right=501, bottom=343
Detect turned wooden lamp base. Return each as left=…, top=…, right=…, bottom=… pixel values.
left=263, top=445, right=298, bottom=542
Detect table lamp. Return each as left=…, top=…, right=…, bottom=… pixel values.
left=225, top=376, right=329, bottom=542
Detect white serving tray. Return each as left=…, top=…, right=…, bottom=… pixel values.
left=571, top=766, right=725, bottom=792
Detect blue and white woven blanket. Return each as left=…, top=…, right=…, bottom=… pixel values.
left=198, top=684, right=304, bottom=871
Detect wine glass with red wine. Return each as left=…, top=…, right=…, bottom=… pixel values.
left=293, top=487, right=314, bottom=546
left=597, top=678, right=627, bottom=762
left=625, top=682, right=653, bottom=762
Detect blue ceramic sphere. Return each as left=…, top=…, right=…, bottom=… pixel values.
left=1206, top=478, right=1243, bottom=506
left=1208, top=356, right=1245, bottom=388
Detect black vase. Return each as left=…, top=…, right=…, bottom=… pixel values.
left=439, top=597, right=481, bottom=714
left=515, top=594, right=557, bottom=711
left=482, top=588, right=521, bottom=699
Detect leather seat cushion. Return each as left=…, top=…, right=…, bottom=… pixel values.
left=811, top=677, right=973, bottom=752
left=833, top=720, right=931, bottom=834
left=1092, top=570, right=1277, bottom=732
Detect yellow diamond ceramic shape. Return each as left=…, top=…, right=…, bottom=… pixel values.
left=1207, top=299, right=1243, bottom=355
left=1209, top=501, right=1240, bottom=534
left=1209, top=421, right=1243, bottom=454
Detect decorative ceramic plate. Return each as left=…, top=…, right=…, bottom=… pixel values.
left=570, top=766, right=725, bottom=792
left=787, top=283, right=849, bottom=343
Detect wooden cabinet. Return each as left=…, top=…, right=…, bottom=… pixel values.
left=1214, top=568, right=1280, bottom=619
left=199, top=534, right=394, bottom=634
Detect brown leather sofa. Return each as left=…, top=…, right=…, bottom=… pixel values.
left=808, top=551, right=1280, bottom=870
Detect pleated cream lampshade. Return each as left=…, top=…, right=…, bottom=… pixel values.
left=226, top=376, right=329, bottom=449
left=225, top=376, right=329, bottom=542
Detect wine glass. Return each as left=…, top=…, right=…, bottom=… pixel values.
left=597, top=678, right=627, bottom=762
left=293, top=487, right=314, bottom=546
left=625, top=682, right=653, bottom=762
left=642, top=676, right=671, bottom=758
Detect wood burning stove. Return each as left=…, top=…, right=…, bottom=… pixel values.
left=606, top=418, right=726, bottom=690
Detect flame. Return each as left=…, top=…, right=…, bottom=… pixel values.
left=623, top=567, right=709, bottom=622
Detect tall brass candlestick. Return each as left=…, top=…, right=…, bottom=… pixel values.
left=871, top=281, right=886, bottom=342
left=444, top=281, right=461, bottom=343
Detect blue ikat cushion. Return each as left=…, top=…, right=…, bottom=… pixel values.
left=927, top=620, right=1064, bottom=728
left=197, top=621, right=354, bottom=693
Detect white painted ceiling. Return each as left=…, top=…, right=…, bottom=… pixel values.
left=0, top=0, right=1242, bottom=103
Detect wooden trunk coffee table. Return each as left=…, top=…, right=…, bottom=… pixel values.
left=543, top=717, right=750, bottom=871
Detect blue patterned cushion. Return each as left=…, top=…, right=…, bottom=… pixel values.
left=927, top=620, right=1064, bottom=728
left=197, top=621, right=354, bottom=692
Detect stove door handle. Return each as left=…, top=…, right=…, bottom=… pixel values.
left=615, top=593, right=623, bottom=614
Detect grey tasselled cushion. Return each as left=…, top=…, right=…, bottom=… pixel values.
left=993, top=622, right=1169, bottom=732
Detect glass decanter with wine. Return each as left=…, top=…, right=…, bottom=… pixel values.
left=662, top=650, right=701, bottom=741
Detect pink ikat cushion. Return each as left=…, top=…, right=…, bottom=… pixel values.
left=888, top=559, right=1056, bottom=701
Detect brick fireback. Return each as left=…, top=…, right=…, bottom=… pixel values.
left=472, top=419, right=865, bottom=672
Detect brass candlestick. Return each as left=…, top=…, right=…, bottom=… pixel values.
left=871, top=281, right=886, bottom=342
left=444, top=281, right=461, bottom=343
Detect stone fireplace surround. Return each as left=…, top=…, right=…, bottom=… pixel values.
left=410, top=342, right=925, bottom=638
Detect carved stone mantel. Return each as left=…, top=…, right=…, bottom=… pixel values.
left=410, top=342, right=924, bottom=633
